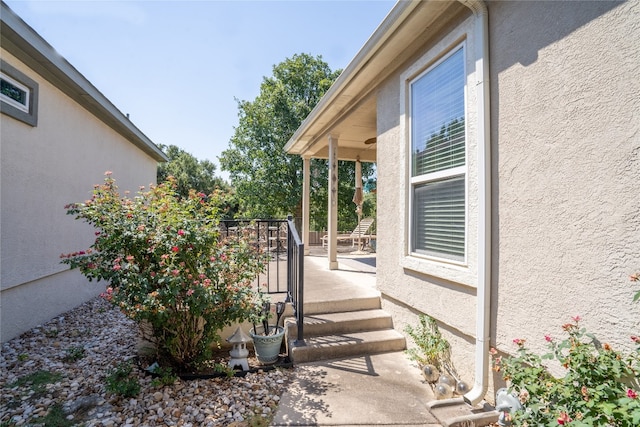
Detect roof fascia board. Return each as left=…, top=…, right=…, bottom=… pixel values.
left=0, top=2, right=167, bottom=162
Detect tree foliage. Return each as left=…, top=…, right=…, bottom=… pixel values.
left=157, top=144, right=227, bottom=198
left=220, top=53, right=375, bottom=227
left=156, top=144, right=239, bottom=219
left=308, top=159, right=376, bottom=232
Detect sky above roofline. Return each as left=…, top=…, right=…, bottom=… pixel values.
left=4, top=0, right=395, bottom=180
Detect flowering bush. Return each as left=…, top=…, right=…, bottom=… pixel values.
left=61, top=173, right=268, bottom=371
left=492, top=316, right=640, bottom=426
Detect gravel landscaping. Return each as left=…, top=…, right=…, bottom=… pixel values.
left=1, top=297, right=292, bottom=427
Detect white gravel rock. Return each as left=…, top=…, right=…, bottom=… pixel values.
left=0, top=297, right=292, bottom=426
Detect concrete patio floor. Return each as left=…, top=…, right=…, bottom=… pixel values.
left=271, top=249, right=499, bottom=426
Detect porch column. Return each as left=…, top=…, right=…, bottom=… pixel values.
left=328, top=135, right=339, bottom=269
left=302, top=156, right=311, bottom=256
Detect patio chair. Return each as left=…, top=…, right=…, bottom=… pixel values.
left=321, top=217, right=375, bottom=248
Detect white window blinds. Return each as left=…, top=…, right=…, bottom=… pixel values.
left=410, top=47, right=466, bottom=261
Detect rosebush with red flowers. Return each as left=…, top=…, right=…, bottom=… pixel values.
left=492, top=314, right=640, bottom=426
left=61, top=173, right=268, bottom=371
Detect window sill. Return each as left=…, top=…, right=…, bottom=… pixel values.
left=400, top=253, right=476, bottom=288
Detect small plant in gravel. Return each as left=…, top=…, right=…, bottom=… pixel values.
left=61, top=173, right=269, bottom=371
left=105, top=361, right=140, bottom=398
left=150, top=365, right=177, bottom=387
left=44, top=328, right=59, bottom=338
left=492, top=316, right=640, bottom=426
left=17, top=353, right=28, bottom=362
left=40, top=404, right=75, bottom=427
left=9, top=370, right=62, bottom=394
left=212, top=362, right=236, bottom=378
left=63, top=345, right=86, bottom=362
left=404, top=314, right=450, bottom=369
left=246, top=410, right=272, bottom=427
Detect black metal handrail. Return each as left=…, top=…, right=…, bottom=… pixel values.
left=286, top=215, right=305, bottom=344
left=219, top=219, right=288, bottom=294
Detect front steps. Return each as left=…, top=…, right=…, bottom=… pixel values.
left=285, top=295, right=406, bottom=364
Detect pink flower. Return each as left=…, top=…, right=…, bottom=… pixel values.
left=572, top=315, right=581, bottom=322
left=628, top=389, right=638, bottom=399
left=171, top=269, right=180, bottom=276
left=104, top=171, right=112, bottom=176
left=113, top=264, right=121, bottom=271
left=178, top=229, right=185, bottom=236
left=557, top=412, right=571, bottom=425
left=186, top=289, right=194, bottom=296
left=631, top=273, right=639, bottom=282
left=545, top=334, right=553, bottom=342
left=513, top=338, right=526, bottom=347
left=171, top=246, right=179, bottom=252
left=631, top=336, right=640, bottom=344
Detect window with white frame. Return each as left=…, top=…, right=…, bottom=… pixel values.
left=1, top=73, right=30, bottom=113
left=410, top=46, right=466, bottom=262
left=1, top=60, right=38, bottom=126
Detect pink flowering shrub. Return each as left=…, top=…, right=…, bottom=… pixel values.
left=61, top=173, right=268, bottom=371
left=492, top=315, right=640, bottom=426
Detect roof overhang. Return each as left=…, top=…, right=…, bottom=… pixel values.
left=0, top=1, right=168, bottom=162
left=284, top=0, right=465, bottom=163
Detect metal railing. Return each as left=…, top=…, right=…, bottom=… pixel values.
left=286, top=215, right=305, bottom=344
left=219, top=217, right=305, bottom=344
left=219, top=219, right=288, bottom=294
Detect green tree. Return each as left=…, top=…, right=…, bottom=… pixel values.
left=308, top=159, right=376, bottom=232
left=157, top=144, right=228, bottom=199
left=220, top=53, right=375, bottom=225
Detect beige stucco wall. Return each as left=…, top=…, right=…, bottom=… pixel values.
left=1, top=49, right=159, bottom=342
left=376, top=0, right=639, bottom=396
left=490, top=0, right=639, bottom=358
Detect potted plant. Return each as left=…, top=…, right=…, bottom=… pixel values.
left=249, top=301, right=286, bottom=365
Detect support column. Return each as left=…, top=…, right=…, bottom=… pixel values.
left=328, top=135, right=339, bottom=270
left=302, top=156, right=311, bottom=256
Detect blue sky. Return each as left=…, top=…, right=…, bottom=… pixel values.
left=5, top=0, right=396, bottom=179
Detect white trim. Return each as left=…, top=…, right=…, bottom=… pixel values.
left=1, top=72, right=30, bottom=113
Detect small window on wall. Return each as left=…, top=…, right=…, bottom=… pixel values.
left=410, top=46, right=466, bottom=262
left=1, top=60, right=38, bottom=126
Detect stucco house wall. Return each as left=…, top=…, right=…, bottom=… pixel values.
left=1, top=4, right=165, bottom=342
left=376, top=0, right=639, bottom=391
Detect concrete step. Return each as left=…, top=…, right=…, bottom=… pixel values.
left=285, top=309, right=394, bottom=338
left=288, top=329, right=406, bottom=363
left=303, top=295, right=381, bottom=315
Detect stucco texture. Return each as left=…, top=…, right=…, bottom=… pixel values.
left=490, top=0, right=639, bottom=355
left=375, top=0, right=639, bottom=389
left=1, top=50, right=159, bottom=341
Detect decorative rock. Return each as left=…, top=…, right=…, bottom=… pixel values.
left=0, top=297, right=291, bottom=427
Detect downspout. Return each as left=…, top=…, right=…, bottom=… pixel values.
left=459, top=0, right=492, bottom=406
